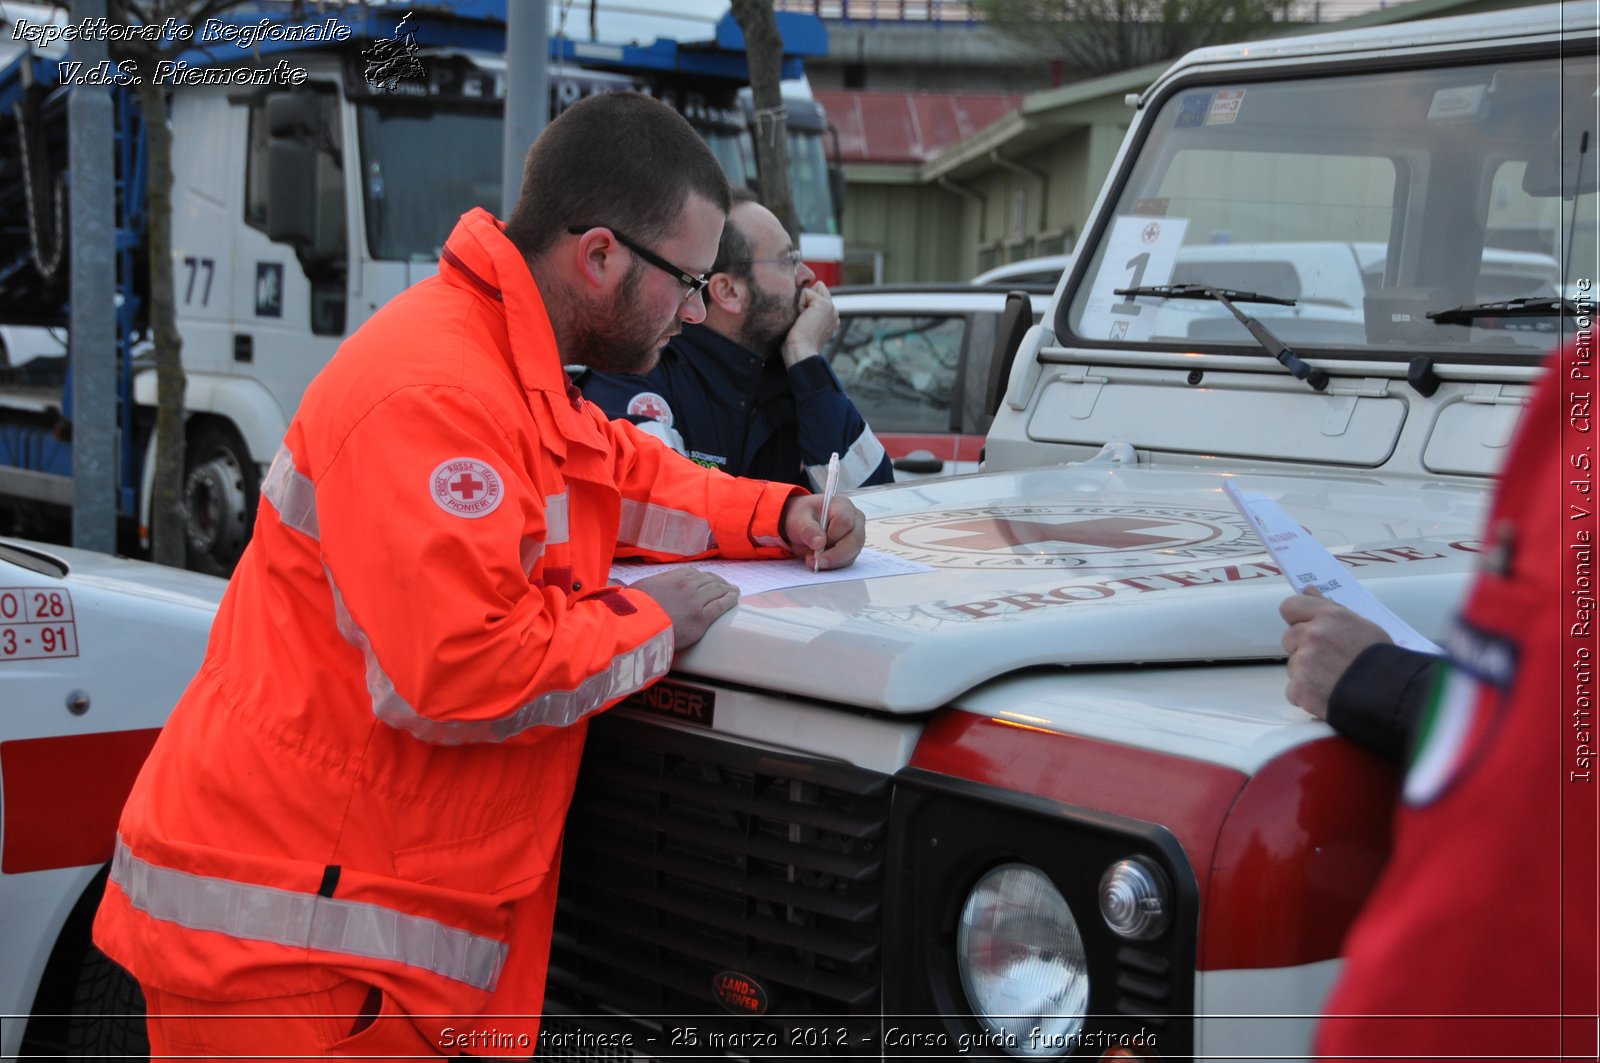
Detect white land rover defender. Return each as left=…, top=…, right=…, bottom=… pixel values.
left=541, top=5, right=1595, bottom=1060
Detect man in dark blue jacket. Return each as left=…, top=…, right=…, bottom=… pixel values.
left=578, top=190, right=893, bottom=491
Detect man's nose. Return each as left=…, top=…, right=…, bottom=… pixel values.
left=797, top=259, right=816, bottom=286
left=679, top=288, right=708, bottom=325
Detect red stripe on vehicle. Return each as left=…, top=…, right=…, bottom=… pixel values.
left=911, top=714, right=1395, bottom=969
left=879, top=433, right=984, bottom=463
left=2, top=729, right=160, bottom=874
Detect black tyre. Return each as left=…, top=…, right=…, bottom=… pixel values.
left=183, top=420, right=258, bottom=576
left=64, top=943, right=149, bottom=1062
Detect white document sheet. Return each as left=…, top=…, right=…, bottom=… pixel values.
left=609, top=546, right=934, bottom=596
left=1224, top=480, right=1442, bottom=654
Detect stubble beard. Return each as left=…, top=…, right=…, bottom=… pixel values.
left=741, top=279, right=803, bottom=360
left=567, top=260, right=675, bottom=375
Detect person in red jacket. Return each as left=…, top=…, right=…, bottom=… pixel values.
left=93, top=91, right=864, bottom=1059
left=1316, top=341, right=1596, bottom=1060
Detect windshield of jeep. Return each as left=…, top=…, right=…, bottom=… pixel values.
left=1064, top=54, right=1598, bottom=360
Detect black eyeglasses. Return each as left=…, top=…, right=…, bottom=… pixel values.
left=567, top=225, right=710, bottom=303
left=735, top=250, right=805, bottom=271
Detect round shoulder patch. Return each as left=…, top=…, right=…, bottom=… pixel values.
left=431, top=458, right=504, bottom=519
left=627, top=391, right=674, bottom=427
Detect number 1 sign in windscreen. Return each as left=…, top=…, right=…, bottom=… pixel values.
left=1078, top=215, right=1188, bottom=342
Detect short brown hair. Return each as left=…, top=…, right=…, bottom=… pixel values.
left=504, top=92, right=732, bottom=256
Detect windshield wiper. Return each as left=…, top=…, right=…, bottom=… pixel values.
left=1426, top=296, right=1579, bottom=325
left=1113, top=282, right=1329, bottom=392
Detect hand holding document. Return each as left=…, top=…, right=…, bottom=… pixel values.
left=1224, top=480, right=1442, bottom=654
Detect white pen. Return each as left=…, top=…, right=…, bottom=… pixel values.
left=815, top=451, right=840, bottom=572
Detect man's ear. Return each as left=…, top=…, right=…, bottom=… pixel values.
left=571, top=228, right=626, bottom=291
left=707, top=272, right=744, bottom=315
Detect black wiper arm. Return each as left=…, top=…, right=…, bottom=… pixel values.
left=1113, top=282, right=1296, bottom=306
left=1114, top=282, right=1329, bottom=392
left=1426, top=296, right=1579, bottom=325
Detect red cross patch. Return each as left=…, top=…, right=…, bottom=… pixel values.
left=627, top=391, right=674, bottom=427
left=431, top=458, right=504, bottom=519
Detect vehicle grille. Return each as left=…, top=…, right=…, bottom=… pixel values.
left=542, top=711, right=890, bottom=1061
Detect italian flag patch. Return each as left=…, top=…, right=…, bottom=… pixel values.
left=1404, top=665, right=1484, bottom=806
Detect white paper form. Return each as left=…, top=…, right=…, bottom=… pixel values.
left=1223, top=480, right=1442, bottom=654
left=610, top=546, right=933, bottom=597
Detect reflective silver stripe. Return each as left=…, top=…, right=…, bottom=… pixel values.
left=544, top=491, right=569, bottom=545
left=521, top=493, right=568, bottom=574
left=519, top=537, right=543, bottom=576
left=617, top=499, right=713, bottom=556
left=805, top=428, right=887, bottom=492
left=109, top=837, right=507, bottom=991
left=261, top=444, right=320, bottom=541
left=328, top=566, right=673, bottom=744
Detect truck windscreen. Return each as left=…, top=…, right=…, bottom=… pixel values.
left=356, top=102, right=502, bottom=262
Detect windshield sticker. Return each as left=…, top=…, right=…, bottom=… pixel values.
left=1206, top=90, right=1246, bottom=125
left=1175, top=93, right=1212, bottom=128
left=1079, top=215, right=1189, bottom=342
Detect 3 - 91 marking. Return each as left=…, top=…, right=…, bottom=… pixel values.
left=0, top=587, right=79, bottom=661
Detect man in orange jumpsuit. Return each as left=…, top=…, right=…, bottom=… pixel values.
left=93, top=91, right=865, bottom=1058
left=1315, top=341, right=1596, bottom=1059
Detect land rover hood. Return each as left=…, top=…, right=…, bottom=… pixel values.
left=675, top=465, right=1488, bottom=712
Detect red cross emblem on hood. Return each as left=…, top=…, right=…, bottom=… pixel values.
left=930, top=516, right=1187, bottom=551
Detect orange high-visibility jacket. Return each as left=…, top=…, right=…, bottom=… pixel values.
left=94, top=209, right=803, bottom=1042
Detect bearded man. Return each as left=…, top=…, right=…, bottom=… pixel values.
left=93, top=93, right=864, bottom=1059
left=579, top=189, right=893, bottom=491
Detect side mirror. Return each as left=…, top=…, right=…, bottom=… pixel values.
left=985, top=290, right=1033, bottom=416
left=262, top=90, right=344, bottom=277
left=266, top=90, right=320, bottom=138
left=265, top=137, right=319, bottom=250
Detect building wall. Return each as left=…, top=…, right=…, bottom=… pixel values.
left=958, top=108, right=1134, bottom=277
left=837, top=172, right=971, bottom=283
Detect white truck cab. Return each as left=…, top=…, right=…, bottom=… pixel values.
left=537, top=5, right=1596, bottom=1060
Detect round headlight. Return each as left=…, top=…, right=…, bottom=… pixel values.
left=956, top=863, right=1089, bottom=1057
left=1098, top=858, right=1171, bottom=940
